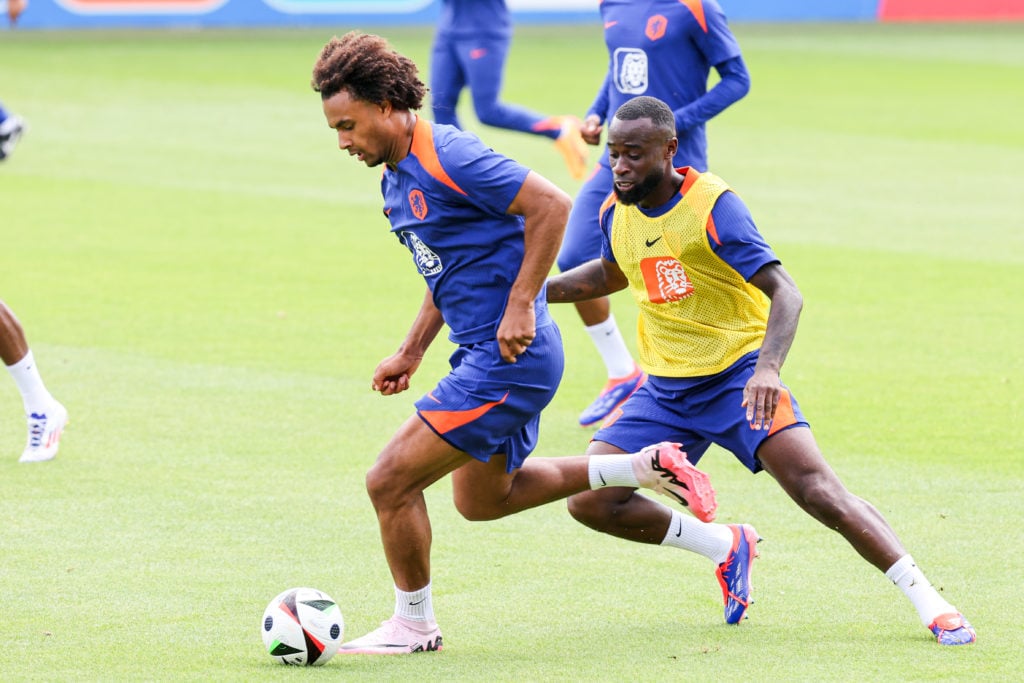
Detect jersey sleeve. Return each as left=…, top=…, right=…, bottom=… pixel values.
left=693, top=0, right=743, bottom=68
left=707, top=191, right=779, bottom=281
left=586, top=72, right=612, bottom=124
left=437, top=131, right=531, bottom=215
left=673, top=55, right=750, bottom=132
left=599, top=197, right=618, bottom=262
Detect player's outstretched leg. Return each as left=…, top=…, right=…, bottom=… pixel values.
left=338, top=617, right=443, bottom=655
left=632, top=442, right=717, bottom=522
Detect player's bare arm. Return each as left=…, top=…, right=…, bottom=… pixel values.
left=546, top=257, right=628, bottom=303
left=372, top=289, right=445, bottom=395
left=499, top=171, right=571, bottom=362
left=743, top=262, right=804, bottom=429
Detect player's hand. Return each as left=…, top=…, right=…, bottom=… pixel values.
left=580, top=114, right=603, bottom=146
left=371, top=351, right=422, bottom=395
left=496, top=305, right=536, bottom=363
left=741, top=367, right=783, bottom=431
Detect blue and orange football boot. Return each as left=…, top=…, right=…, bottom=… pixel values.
left=579, top=364, right=646, bottom=427
left=928, top=612, right=976, bottom=645
left=715, top=524, right=760, bottom=624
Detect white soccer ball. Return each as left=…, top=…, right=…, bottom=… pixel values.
left=261, top=587, right=344, bottom=666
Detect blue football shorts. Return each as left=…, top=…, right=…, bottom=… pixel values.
left=414, top=322, right=564, bottom=472
left=592, top=351, right=809, bottom=473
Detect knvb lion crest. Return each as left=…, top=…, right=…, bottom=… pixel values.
left=400, top=230, right=443, bottom=276
left=613, top=47, right=648, bottom=95
left=640, top=256, right=694, bottom=303
left=408, top=188, right=428, bottom=220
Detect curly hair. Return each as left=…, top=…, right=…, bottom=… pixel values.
left=311, top=31, right=426, bottom=110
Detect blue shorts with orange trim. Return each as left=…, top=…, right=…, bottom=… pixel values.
left=592, top=350, right=808, bottom=473
left=415, top=323, right=564, bottom=472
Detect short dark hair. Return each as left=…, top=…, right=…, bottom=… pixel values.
left=614, top=96, right=675, bottom=136
left=311, top=31, right=426, bottom=110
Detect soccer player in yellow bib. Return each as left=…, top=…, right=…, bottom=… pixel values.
left=545, top=95, right=975, bottom=646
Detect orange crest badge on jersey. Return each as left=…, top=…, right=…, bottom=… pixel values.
left=640, top=256, right=694, bottom=303
left=408, top=189, right=428, bottom=220
left=645, top=14, right=668, bottom=41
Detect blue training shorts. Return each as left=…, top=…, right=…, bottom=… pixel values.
left=414, top=323, right=564, bottom=472
left=592, top=351, right=809, bottom=473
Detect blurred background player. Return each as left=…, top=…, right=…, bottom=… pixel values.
left=0, top=101, right=26, bottom=161
left=547, top=96, right=976, bottom=646
left=1, top=300, right=68, bottom=462
left=430, top=0, right=590, bottom=180
left=6, top=0, right=26, bottom=26
left=559, top=0, right=751, bottom=426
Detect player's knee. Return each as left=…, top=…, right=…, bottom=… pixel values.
left=793, top=477, right=849, bottom=527
left=566, top=491, right=612, bottom=530
left=364, top=460, right=411, bottom=510
left=555, top=251, right=576, bottom=274
left=556, top=223, right=599, bottom=273
left=363, top=464, right=390, bottom=506
left=472, top=101, right=508, bottom=128
left=452, top=492, right=503, bottom=522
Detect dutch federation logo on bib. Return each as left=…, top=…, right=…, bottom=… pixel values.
left=613, top=48, right=648, bottom=95
left=400, top=231, right=443, bottom=276
left=640, top=256, right=694, bottom=303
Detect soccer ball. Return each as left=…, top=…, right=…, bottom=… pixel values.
left=261, top=587, right=344, bottom=666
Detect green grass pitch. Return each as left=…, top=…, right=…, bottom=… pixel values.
left=1, top=21, right=1021, bottom=681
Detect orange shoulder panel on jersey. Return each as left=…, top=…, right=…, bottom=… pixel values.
left=679, top=166, right=701, bottom=194
left=419, top=392, right=509, bottom=435
left=706, top=213, right=721, bottom=246
left=678, top=0, right=709, bottom=33
left=410, top=117, right=467, bottom=196
left=598, top=191, right=617, bottom=225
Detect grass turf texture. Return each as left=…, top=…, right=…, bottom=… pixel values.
left=1, top=21, right=1021, bottom=680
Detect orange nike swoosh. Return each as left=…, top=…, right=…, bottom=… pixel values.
left=604, top=20, right=618, bottom=28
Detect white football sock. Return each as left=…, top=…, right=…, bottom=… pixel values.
left=661, top=509, right=735, bottom=563
left=885, top=555, right=956, bottom=626
left=394, top=583, right=435, bottom=624
left=5, top=350, right=54, bottom=415
left=588, top=453, right=640, bottom=489
left=584, top=314, right=636, bottom=379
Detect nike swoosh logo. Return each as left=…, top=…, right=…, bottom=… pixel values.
left=604, top=20, right=618, bottom=29
left=645, top=236, right=662, bottom=247
left=674, top=519, right=683, bottom=537
left=409, top=598, right=426, bottom=606
left=598, top=472, right=607, bottom=486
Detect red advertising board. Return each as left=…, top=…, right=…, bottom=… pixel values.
left=879, top=0, right=1024, bottom=21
